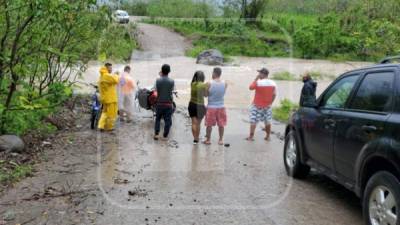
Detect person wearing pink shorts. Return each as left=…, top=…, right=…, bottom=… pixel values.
left=204, top=67, right=228, bottom=145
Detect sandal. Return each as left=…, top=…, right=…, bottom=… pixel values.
left=245, top=137, right=255, bottom=141
left=202, top=140, right=211, bottom=145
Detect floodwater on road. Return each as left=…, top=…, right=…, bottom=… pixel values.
left=79, top=55, right=371, bottom=108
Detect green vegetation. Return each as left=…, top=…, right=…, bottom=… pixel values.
left=272, top=71, right=298, bottom=81
left=99, top=23, right=138, bottom=62
left=271, top=70, right=336, bottom=81
left=308, top=71, right=336, bottom=81
left=0, top=161, right=32, bottom=184
left=129, top=0, right=400, bottom=61
left=124, top=0, right=215, bottom=18
left=0, top=1, right=136, bottom=136
left=146, top=18, right=290, bottom=58
left=122, top=0, right=149, bottom=16
left=273, top=99, right=299, bottom=123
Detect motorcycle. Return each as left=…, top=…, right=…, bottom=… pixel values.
left=90, top=84, right=101, bottom=130
left=135, top=81, right=177, bottom=118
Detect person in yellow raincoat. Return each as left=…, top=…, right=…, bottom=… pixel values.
left=98, top=63, right=119, bottom=131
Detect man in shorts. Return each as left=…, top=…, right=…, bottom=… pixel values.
left=204, top=67, right=228, bottom=145
left=246, top=68, right=276, bottom=141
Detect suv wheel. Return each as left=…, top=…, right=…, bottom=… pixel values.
left=363, top=171, right=399, bottom=225
left=283, top=130, right=310, bottom=178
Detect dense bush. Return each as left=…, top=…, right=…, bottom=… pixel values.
left=122, top=1, right=149, bottom=16
left=271, top=71, right=298, bottom=81
left=99, top=23, right=138, bottom=62
left=0, top=1, right=137, bottom=135
left=273, top=99, right=299, bottom=123
left=146, top=0, right=215, bottom=18
left=294, top=15, right=351, bottom=59
left=294, top=13, right=400, bottom=61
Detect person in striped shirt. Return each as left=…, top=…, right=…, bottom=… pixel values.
left=246, top=68, right=277, bottom=141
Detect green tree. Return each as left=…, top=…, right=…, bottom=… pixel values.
left=0, top=0, right=110, bottom=134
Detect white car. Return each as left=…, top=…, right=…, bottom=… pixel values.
left=112, top=10, right=129, bottom=24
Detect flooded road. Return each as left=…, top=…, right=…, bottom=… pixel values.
left=80, top=55, right=371, bottom=108
left=0, top=21, right=368, bottom=225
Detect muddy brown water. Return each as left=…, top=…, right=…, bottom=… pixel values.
left=0, top=21, right=368, bottom=225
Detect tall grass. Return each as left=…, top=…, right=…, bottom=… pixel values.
left=145, top=18, right=290, bottom=58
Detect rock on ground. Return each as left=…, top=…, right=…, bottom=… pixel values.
left=0, top=135, right=25, bottom=153
left=196, top=49, right=224, bottom=65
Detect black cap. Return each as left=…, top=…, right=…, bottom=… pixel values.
left=257, top=68, right=269, bottom=75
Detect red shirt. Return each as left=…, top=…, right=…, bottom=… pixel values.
left=250, top=79, right=277, bottom=108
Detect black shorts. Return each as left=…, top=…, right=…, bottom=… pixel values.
left=188, top=102, right=206, bottom=119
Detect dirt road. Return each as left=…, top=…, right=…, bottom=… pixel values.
left=132, top=22, right=191, bottom=60
left=0, top=21, right=366, bottom=225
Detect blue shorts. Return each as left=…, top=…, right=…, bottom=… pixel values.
left=250, top=105, right=272, bottom=124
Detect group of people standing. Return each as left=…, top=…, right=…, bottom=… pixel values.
left=188, top=66, right=278, bottom=144
left=97, top=63, right=135, bottom=131
left=96, top=62, right=289, bottom=145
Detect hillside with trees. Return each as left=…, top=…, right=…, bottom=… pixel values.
left=123, top=0, right=400, bottom=61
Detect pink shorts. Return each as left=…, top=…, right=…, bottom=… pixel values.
left=205, top=108, right=227, bottom=127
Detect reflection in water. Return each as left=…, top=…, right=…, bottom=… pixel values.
left=100, top=135, right=120, bottom=186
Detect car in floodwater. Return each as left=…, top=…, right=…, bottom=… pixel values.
left=283, top=58, right=400, bottom=225
left=112, top=10, right=129, bottom=24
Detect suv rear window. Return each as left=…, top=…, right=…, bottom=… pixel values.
left=349, top=72, right=394, bottom=113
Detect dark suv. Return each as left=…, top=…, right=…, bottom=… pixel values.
left=283, top=62, right=400, bottom=225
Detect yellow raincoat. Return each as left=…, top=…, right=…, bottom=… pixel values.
left=98, top=66, right=119, bottom=130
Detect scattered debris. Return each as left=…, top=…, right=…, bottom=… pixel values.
left=42, top=141, right=52, bottom=147
left=128, top=187, right=148, bottom=198
left=23, top=186, right=95, bottom=201
left=114, top=178, right=130, bottom=185
left=168, top=140, right=179, bottom=149
left=271, top=131, right=285, bottom=141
